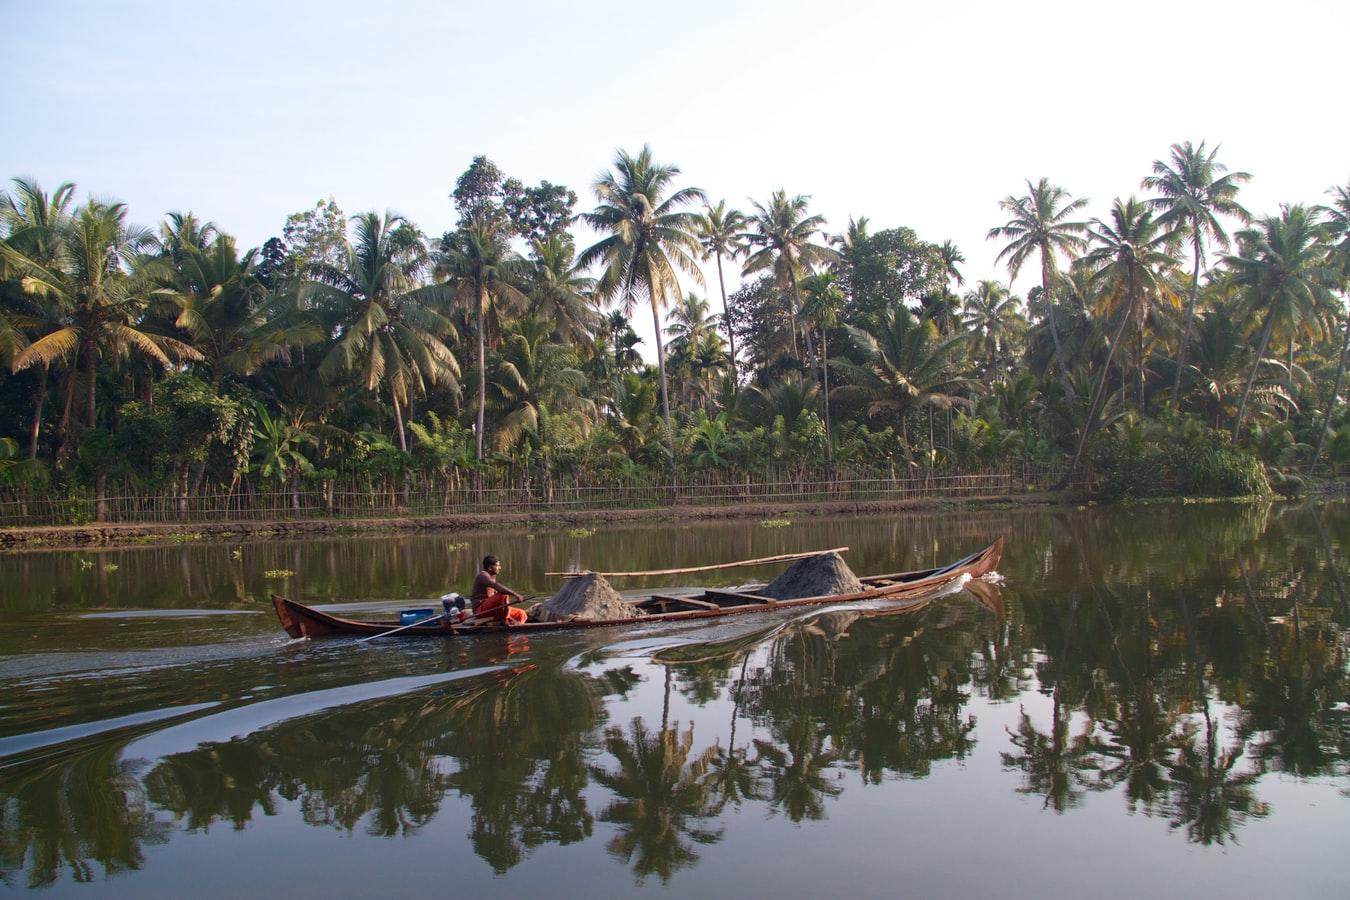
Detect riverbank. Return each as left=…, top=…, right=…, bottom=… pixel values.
left=0, top=491, right=1066, bottom=551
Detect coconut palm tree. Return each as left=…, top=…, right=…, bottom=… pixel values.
left=988, top=178, right=1090, bottom=378
left=962, top=279, right=1027, bottom=374
left=799, top=270, right=844, bottom=462
left=155, top=211, right=219, bottom=262
left=1311, top=183, right=1350, bottom=471
left=311, top=212, right=459, bottom=453
left=438, top=216, right=525, bottom=459
left=2, top=199, right=201, bottom=461
left=831, top=307, right=976, bottom=446
left=1142, top=141, right=1251, bottom=402
left=1084, top=198, right=1181, bottom=407
left=1061, top=198, right=1180, bottom=482
left=695, top=200, right=747, bottom=379
left=168, top=235, right=320, bottom=386
left=1226, top=206, right=1335, bottom=440
left=742, top=191, right=837, bottom=362
left=579, top=146, right=706, bottom=453
left=1, top=177, right=76, bottom=457
left=525, top=234, right=599, bottom=348
left=938, top=239, right=966, bottom=289
left=487, top=315, right=594, bottom=453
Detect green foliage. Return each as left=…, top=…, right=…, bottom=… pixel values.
left=1091, top=413, right=1269, bottom=498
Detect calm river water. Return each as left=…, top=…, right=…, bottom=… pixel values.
left=1, top=502, right=1348, bottom=897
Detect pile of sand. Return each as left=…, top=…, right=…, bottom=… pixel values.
left=535, top=573, right=643, bottom=622
left=761, top=552, right=863, bottom=600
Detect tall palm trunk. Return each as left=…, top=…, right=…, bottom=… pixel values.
left=1232, top=310, right=1277, bottom=441
left=56, top=365, right=77, bottom=465
left=1060, top=304, right=1134, bottom=487
left=715, top=252, right=737, bottom=381
left=391, top=390, right=407, bottom=452
left=1041, top=252, right=1068, bottom=378
left=475, top=284, right=487, bottom=460
left=28, top=363, right=48, bottom=459
left=651, top=297, right=674, bottom=458
left=1310, top=301, right=1350, bottom=472
left=782, top=274, right=801, bottom=360
left=1137, top=313, right=1146, bottom=409
left=821, top=328, right=833, bottom=465
left=1173, top=239, right=1203, bottom=403
left=82, top=336, right=98, bottom=429
left=793, top=278, right=816, bottom=365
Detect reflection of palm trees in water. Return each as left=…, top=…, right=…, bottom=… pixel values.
left=1001, top=600, right=1111, bottom=812
left=707, top=655, right=761, bottom=812
left=1098, top=591, right=1176, bottom=815
left=0, top=751, right=169, bottom=889
left=1169, top=584, right=1268, bottom=845
left=589, top=712, right=722, bottom=885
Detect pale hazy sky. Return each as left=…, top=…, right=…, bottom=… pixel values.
left=4, top=0, right=1348, bottom=349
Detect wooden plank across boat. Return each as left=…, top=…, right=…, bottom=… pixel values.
left=271, top=537, right=1003, bottom=639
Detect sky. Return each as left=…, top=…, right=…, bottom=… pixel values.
left=4, top=0, right=1348, bottom=354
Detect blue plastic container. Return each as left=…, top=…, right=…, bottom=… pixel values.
left=399, top=608, right=437, bottom=626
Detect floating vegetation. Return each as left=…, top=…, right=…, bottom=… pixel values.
left=760, top=519, right=792, bottom=528
left=446, top=541, right=469, bottom=552
left=231, top=549, right=242, bottom=559
left=78, top=559, right=94, bottom=570
left=264, top=569, right=295, bottom=579
left=526, top=534, right=536, bottom=541
left=102, top=564, right=119, bottom=573
left=167, top=532, right=204, bottom=543
left=568, top=527, right=596, bottom=538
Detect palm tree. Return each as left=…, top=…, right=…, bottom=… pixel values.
left=1311, top=183, right=1350, bottom=471
left=1, top=177, right=76, bottom=457
left=1142, top=141, right=1251, bottom=402
left=1061, top=198, right=1180, bottom=481
left=155, top=211, right=219, bottom=262
left=695, top=200, right=747, bottom=379
left=988, top=178, right=1090, bottom=378
left=438, top=217, right=525, bottom=459
left=250, top=402, right=318, bottom=509
left=664, top=291, right=717, bottom=350
left=831, top=307, right=976, bottom=446
left=1226, top=206, right=1335, bottom=440
left=665, top=293, right=724, bottom=409
left=525, top=234, right=599, bottom=348
left=579, top=146, right=706, bottom=453
left=938, top=239, right=966, bottom=288
left=2, top=199, right=201, bottom=460
left=799, top=270, right=844, bottom=462
left=168, top=235, right=319, bottom=386
left=487, top=315, right=594, bottom=453
left=311, top=212, right=458, bottom=453
left=962, top=279, right=1026, bottom=374
left=742, top=190, right=838, bottom=362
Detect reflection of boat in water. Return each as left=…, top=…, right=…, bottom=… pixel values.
left=271, top=539, right=1004, bottom=639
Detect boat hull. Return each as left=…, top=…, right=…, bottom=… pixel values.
left=271, top=537, right=1002, bottom=639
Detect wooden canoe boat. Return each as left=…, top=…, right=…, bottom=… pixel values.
left=271, top=537, right=1003, bottom=639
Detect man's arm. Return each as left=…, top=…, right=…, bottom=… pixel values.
left=485, top=574, right=523, bottom=601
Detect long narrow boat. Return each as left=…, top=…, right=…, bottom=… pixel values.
left=271, top=537, right=1003, bottom=639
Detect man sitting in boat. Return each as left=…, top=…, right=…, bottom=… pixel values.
left=470, top=555, right=528, bottom=626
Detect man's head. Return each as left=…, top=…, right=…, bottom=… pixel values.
left=483, top=555, right=500, bottom=574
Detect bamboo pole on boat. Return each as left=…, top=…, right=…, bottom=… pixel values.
left=546, top=547, right=849, bottom=578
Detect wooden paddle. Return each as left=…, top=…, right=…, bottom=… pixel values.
left=357, top=611, right=449, bottom=642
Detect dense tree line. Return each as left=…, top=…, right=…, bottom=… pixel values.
left=2, top=143, right=1349, bottom=508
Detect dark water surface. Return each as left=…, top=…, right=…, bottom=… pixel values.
left=2, top=503, right=1348, bottom=896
